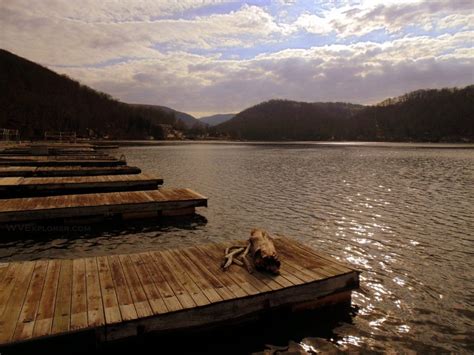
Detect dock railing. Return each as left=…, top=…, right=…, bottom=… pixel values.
left=44, top=131, right=77, bottom=143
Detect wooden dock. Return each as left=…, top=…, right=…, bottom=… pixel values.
left=0, top=237, right=359, bottom=347
left=0, top=159, right=126, bottom=167
left=0, top=188, right=207, bottom=223
left=0, top=143, right=207, bottom=222
left=0, top=166, right=141, bottom=177
left=0, top=174, right=163, bottom=198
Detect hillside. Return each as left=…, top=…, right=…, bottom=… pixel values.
left=352, top=86, right=474, bottom=141
left=216, top=87, right=474, bottom=142
left=0, top=49, right=176, bottom=139
left=217, top=101, right=364, bottom=140
left=199, top=113, right=235, bottom=126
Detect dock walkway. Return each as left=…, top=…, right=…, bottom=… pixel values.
left=0, top=166, right=141, bottom=177
left=0, top=237, right=359, bottom=347
left=0, top=188, right=207, bottom=223
left=0, top=174, right=163, bottom=198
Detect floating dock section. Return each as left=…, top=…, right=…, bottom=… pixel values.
left=0, top=166, right=142, bottom=177
left=0, top=188, right=207, bottom=222
left=0, top=174, right=163, bottom=198
left=0, top=237, right=359, bottom=347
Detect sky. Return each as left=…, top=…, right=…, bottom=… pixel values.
left=1, top=0, right=473, bottom=117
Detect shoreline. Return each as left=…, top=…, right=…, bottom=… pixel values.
left=91, top=140, right=474, bottom=149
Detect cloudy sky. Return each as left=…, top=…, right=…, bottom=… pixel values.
left=1, top=0, right=473, bottom=117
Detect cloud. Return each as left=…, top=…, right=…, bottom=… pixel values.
left=295, top=0, right=474, bottom=37
left=0, top=3, right=291, bottom=66
left=0, top=0, right=472, bottom=116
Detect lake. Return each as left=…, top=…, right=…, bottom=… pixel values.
left=1, top=142, right=473, bottom=353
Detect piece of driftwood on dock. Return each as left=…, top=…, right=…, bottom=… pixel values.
left=221, top=228, right=281, bottom=275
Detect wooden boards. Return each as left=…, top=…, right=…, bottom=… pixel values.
left=0, top=188, right=207, bottom=223
left=0, top=237, right=360, bottom=347
left=0, top=143, right=208, bottom=222
left=0, top=166, right=141, bottom=177
left=0, top=159, right=126, bottom=167
left=0, top=174, right=163, bottom=198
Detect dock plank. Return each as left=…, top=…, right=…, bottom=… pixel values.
left=33, top=260, right=61, bottom=338
left=96, top=256, right=122, bottom=325
left=149, top=251, right=197, bottom=309
left=186, top=246, right=248, bottom=298
left=52, top=260, right=73, bottom=335
left=84, top=258, right=105, bottom=328
left=139, top=253, right=183, bottom=313
left=168, top=249, right=224, bottom=303
left=70, top=259, right=88, bottom=330
left=129, top=254, right=168, bottom=315
left=107, top=256, right=138, bottom=321
left=0, top=262, right=36, bottom=343
left=12, top=260, right=49, bottom=342
left=118, top=255, right=153, bottom=319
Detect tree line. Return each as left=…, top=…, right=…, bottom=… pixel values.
left=215, top=86, right=474, bottom=142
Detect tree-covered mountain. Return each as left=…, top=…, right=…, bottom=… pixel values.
left=216, top=86, right=474, bottom=142
left=216, top=101, right=364, bottom=140
left=351, top=86, right=474, bottom=141
left=199, top=113, right=235, bottom=126
left=0, top=49, right=176, bottom=139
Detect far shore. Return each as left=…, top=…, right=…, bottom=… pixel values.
left=2, top=140, right=473, bottom=149
left=93, top=140, right=474, bottom=149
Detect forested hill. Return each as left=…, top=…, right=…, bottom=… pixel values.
left=0, top=49, right=175, bottom=139
left=216, top=101, right=364, bottom=140
left=352, top=86, right=474, bottom=141
left=216, top=86, right=474, bottom=142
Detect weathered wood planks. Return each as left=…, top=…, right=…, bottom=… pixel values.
left=0, top=174, right=163, bottom=198
left=0, top=166, right=141, bottom=177
left=0, top=159, right=126, bottom=167
left=0, top=237, right=359, bottom=347
left=0, top=188, right=207, bottom=223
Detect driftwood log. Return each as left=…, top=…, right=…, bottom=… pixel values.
left=249, top=228, right=280, bottom=275
left=221, top=228, right=280, bottom=275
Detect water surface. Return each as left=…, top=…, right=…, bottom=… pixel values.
left=1, top=142, right=473, bottom=353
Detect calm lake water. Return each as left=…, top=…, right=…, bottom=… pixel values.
left=1, top=142, right=473, bottom=353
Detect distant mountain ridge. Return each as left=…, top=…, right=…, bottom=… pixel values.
left=216, top=87, right=474, bottom=142
left=2, top=49, right=472, bottom=142
left=133, top=104, right=203, bottom=128
left=199, top=113, right=235, bottom=126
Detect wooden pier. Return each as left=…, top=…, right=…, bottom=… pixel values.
left=0, top=174, right=163, bottom=198
left=0, top=188, right=207, bottom=223
left=0, top=158, right=126, bottom=167
left=0, top=166, right=142, bottom=177
left=0, top=237, right=359, bottom=347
